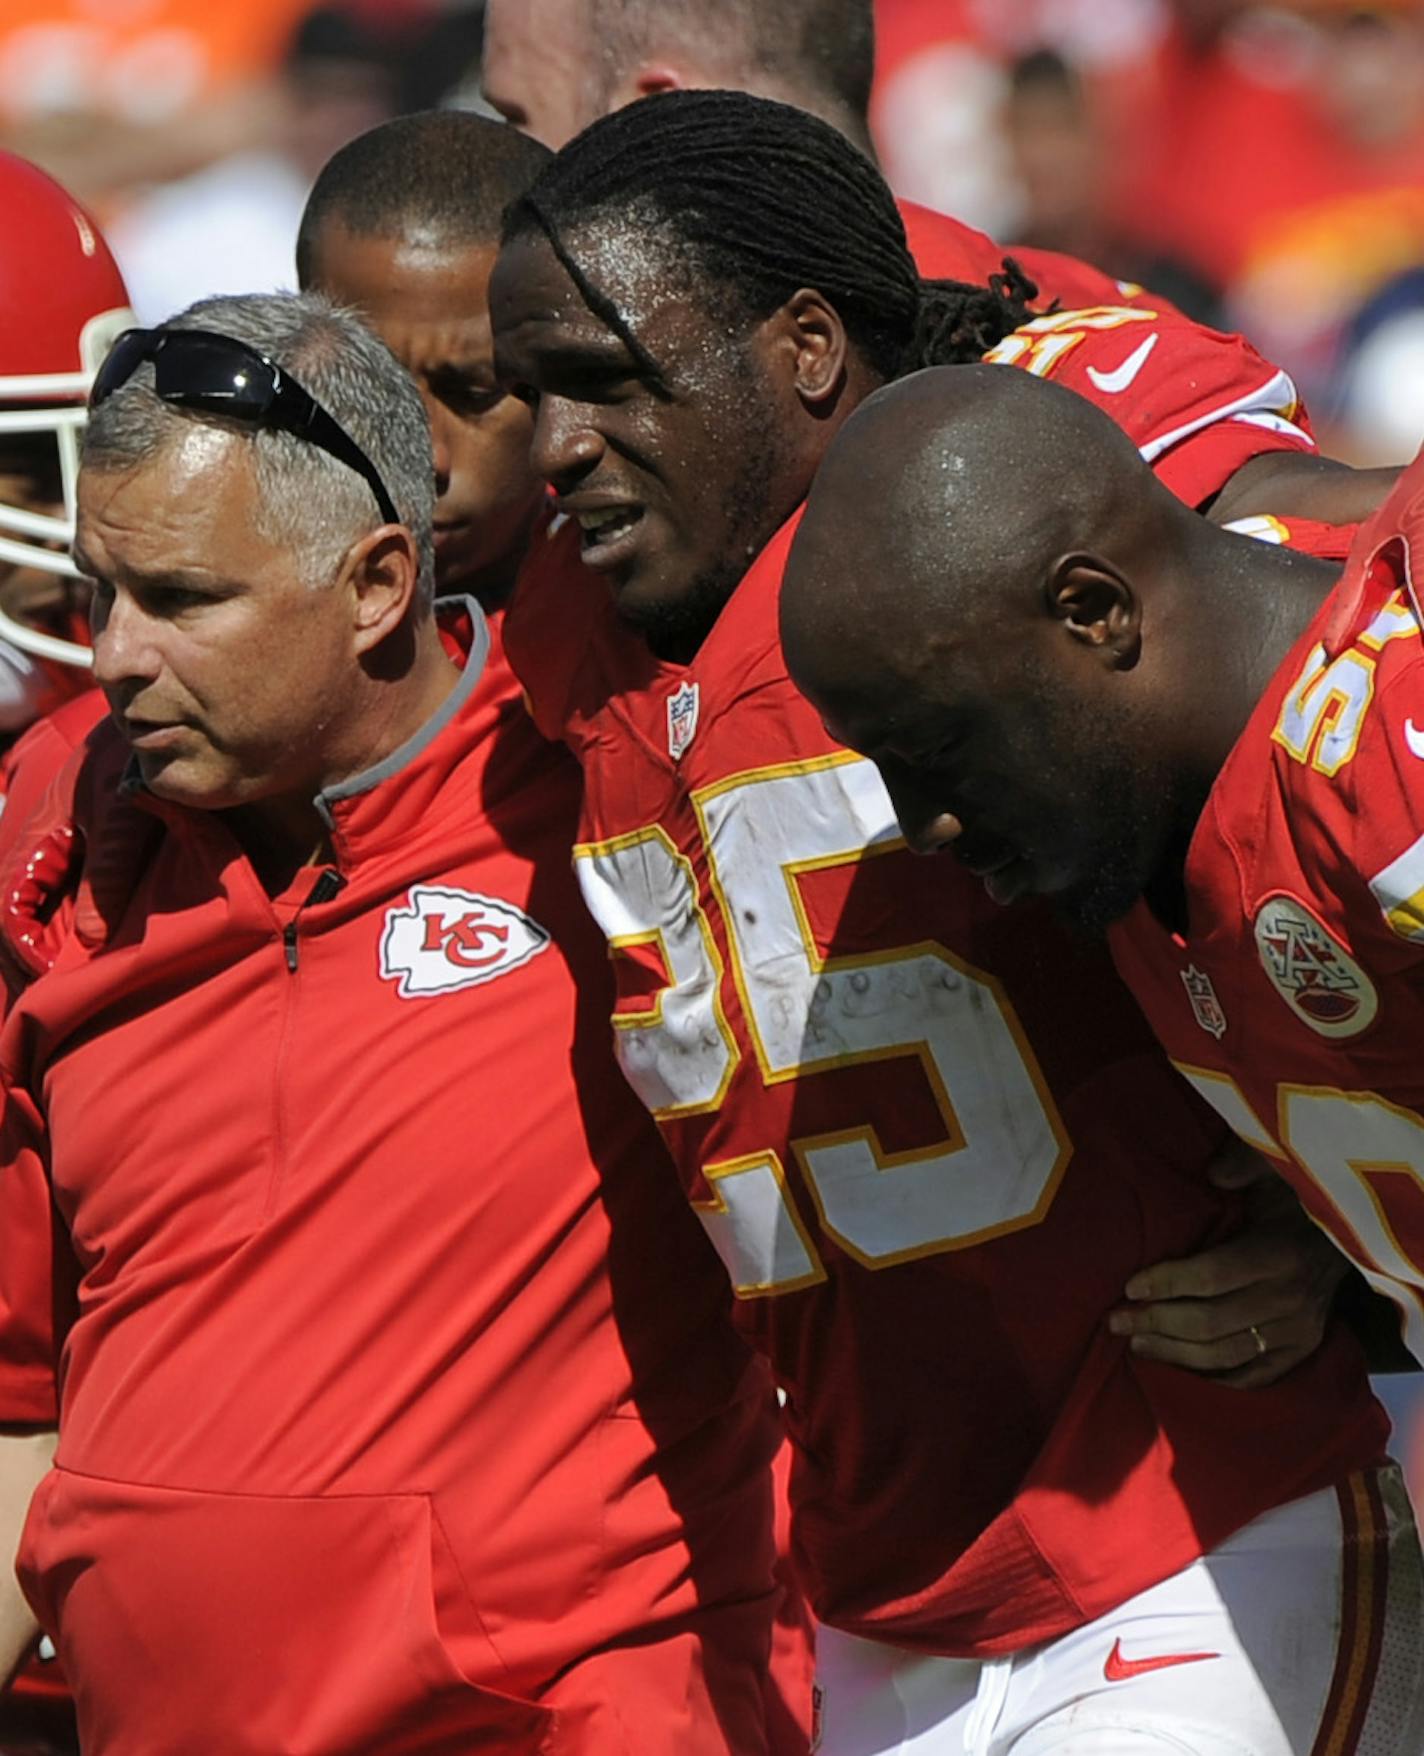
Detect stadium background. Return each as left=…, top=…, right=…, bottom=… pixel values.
left=1, top=0, right=1422, bottom=1744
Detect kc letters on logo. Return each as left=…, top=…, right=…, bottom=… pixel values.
left=380, top=885, right=550, bottom=997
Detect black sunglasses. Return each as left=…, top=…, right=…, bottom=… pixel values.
left=90, top=327, right=401, bottom=528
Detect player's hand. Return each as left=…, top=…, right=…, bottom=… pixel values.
left=1108, top=1140, right=1352, bottom=1388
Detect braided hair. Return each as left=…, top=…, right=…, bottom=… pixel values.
left=500, top=89, right=1035, bottom=383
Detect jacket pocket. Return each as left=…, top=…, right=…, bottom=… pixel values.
left=17, top=1468, right=557, bottom=1756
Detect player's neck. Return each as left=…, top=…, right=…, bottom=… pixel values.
left=1193, top=540, right=1340, bottom=777
left=1145, top=539, right=1340, bottom=935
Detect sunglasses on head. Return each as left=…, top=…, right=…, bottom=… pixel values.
left=90, top=327, right=401, bottom=528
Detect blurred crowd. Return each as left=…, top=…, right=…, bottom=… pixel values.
left=6, top=0, right=1424, bottom=464
left=874, top=0, right=1424, bottom=462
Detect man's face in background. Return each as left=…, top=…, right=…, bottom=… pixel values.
left=481, top=0, right=605, bottom=148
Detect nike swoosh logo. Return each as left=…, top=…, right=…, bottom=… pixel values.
left=1104, top=1639, right=1221, bottom=1682
left=1086, top=333, right=1160, bottom=395
left=1405, top=719, right=1424, bottom=759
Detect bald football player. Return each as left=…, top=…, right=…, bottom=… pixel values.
left=779, top=364, right=1333, bottom=934
left=781, top=364, right=1424, bottom=1377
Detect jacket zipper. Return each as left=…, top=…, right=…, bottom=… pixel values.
left=283, top=868, right=347, bottom=973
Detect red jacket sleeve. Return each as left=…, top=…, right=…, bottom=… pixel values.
left=0, top=690, right=108, bottom=874
left=0, top=1083, right=61, bottom=1427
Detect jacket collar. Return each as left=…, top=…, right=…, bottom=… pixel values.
left=313, top=597, right=488, bottom=830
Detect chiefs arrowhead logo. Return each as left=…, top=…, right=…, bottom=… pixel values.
left=380, top=885, right=550, bottom=998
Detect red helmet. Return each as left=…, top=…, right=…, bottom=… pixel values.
left=0, top=151, right=134, bottom=666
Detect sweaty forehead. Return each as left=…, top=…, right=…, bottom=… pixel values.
left=312, top=224, right=500, bottom=323
left=491, top=225, right=714, bottom=354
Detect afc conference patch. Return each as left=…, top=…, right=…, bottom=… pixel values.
left=1253, top=894, right=1377, bottom=1038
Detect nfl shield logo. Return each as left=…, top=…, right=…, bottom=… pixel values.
left=667, top=681, right=700, bottom=760
left=1181, top=964, right=1227, bottom=1038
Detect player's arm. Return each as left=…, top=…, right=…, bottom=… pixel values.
left=1109, top=1137, right=1354, bottom=1388
left=0, top=1428, right=53, bottom=1686
left=987, top=308, right=1321, bottom=514
left=1206, top=451, right=1401, bottom=530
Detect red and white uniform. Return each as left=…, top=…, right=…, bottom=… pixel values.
left=978, top=296, right=1315, bottom=509
left=1112, top=450, right=1424, bottom=1365
left=904, top=204, right=1331, bottom=513
left=506, top=508, right=1384, bottom=1660
left=0, top=605, right=786, bottom=1755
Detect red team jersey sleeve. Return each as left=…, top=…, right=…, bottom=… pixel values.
left=901, top=201, right=1315, bottom=511
left=983, top=302, right=1314, bottom=508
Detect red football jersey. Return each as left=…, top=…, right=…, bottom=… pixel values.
left=504, top=505, right=1385, bottom=1657
left=0, top=607, right=785, bottom=1753
left=1111, top=453, right=1424, bottom=1364
left=978, top=297, right=1314, bottom=509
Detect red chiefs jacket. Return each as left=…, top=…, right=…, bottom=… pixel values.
left=0, top=603, right=782, bottom=1756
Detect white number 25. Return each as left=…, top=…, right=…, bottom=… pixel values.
left=576, top=756, right=1070, bottom=1296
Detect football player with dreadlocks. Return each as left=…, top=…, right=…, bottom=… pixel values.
left=480, top=0, right=1403, bottom=534
left=489, top=90, right=1407, bottom=1755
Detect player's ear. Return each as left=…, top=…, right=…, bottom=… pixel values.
left=768, top=289, right=849, bottom=413
left=1045, top=554, right=1141, bottom=670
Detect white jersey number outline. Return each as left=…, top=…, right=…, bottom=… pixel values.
left=1178, top=1065, right=1424, bottom=1360
left=577, top=755, right=1070, bottom=1296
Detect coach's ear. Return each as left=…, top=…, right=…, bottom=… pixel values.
left=1046, top=553, right=1141, bottom=670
